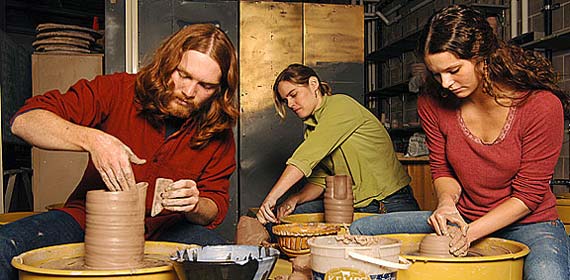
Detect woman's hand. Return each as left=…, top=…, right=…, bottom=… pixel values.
left=257, top=196, right=278, bottom=225
left=277, top=196, right=300, bottom=219
left=428, top=203, right=468, bottom=236
left=447, top=225, right=470, bottom=257
left=161, top=179, right=200, bottom=213
left=86, top=130, right=146, bottom=191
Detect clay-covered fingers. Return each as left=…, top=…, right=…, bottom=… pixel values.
left=428, top=213, right=448, bottom=235
left=99, top=169, right=119, bottom=191
left=88, top=131, right=146, bottom=192
left=448, top=226, right=470, bottom=257
left=114, top=146, right=146, bottom=190
left=428, top=204, right=464, bottom=235
left=445, top=215, right=468, bottom=235
left=256, top=201, right=277, bottom=225
left=161, top=180, right=199, bottom=212
left=276, top=204, right=295, bottom=219
left=448, top=225, right=469, bottom=256
left=97, top=161, right=134, bottom=191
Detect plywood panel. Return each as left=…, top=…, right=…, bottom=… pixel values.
left=303, top=4, right=364, bottom=64
left=240, top=1, right=303, bottom=113
left=239, top=1, right=305, bottom=215
left=304, top=4, right=365, bottom=103
left=31, top=53, right=102, bottom=212
left=32, top=53, right=103, bottom=96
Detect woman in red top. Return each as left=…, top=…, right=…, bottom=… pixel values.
left=350, top=5, right=570, bottom=279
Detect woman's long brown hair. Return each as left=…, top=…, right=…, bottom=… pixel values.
left=135, top=23, right=239, bottom=149
left=418, top=5, right=570, bottom=116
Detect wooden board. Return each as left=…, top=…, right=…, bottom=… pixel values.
left=31, top=53, right=103, bottom=212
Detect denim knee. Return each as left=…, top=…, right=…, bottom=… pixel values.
left=0, top=234, right=20, bottom=280
left=349, top=211, right=433, bottom=235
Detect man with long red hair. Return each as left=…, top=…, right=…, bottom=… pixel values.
left=2, top=23, right=238, bottom=279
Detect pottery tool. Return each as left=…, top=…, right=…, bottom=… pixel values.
left=151, top=178, right=173, bottom=217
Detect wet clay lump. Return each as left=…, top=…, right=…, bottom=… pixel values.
left=419, top=234, right=453, bottom=257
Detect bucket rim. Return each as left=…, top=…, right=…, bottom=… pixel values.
left=11, top=241, right=197, bottom=276
left=307, top=235, right=402, bottom=250
left=181, top=245, right=281, bottom=261
left=384, top=234, right=530, bottom=263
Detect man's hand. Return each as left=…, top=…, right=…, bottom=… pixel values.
left=87, top=130, right=146, bottom=191
left=161, top=179, right=200, bottom=213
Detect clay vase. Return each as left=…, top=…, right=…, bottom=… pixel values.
left=324, top=175, right=354, bottom=224
left=84, top=182, right=148, bottom=269
left=419, top=233, right=453, bottom=257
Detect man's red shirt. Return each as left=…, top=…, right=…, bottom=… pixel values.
left=13, top=73, right=236, bottom=239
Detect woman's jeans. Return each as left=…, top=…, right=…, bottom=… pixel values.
left=293, top=185, right=420, bottom=214
left=267, top=185, right=420, bottom=242
left=0, top=210, right=226, bottom=280
left=349, top=211, right=570, bottom=280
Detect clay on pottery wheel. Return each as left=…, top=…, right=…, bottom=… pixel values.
left=419, top=233, right=453, bottom=257
left=324, top=175, right=354, bottom=224
left=84, top=182, right=148, bottom=270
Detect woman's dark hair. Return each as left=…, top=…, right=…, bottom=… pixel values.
left=418, top=4, right=569, bottom=115
left=272, top=63, right=332, bottom=119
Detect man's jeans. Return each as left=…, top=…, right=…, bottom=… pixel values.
left=350, top=211, right=570, bottom=280
left=0, top=210, right=226, bottom=280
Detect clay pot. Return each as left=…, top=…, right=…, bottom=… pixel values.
left=324, top=175, right=354, bottom=224
left=419, top=233, right=453, bottom=257
left=84, top=182, right=148, bottom=270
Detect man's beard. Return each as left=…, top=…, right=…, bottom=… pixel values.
left=167, top=97, right=199, bottom=119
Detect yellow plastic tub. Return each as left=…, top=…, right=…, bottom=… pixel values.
left=384, top=234, right=529, bottom=280
left=279, top=212, right=377, bottom=224
left=12, top=241, right=198, bottom=279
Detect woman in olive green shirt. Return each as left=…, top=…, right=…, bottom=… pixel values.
left=256, top=64, right=419, bottom=225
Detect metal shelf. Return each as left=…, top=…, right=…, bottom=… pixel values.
left=366, top=31, right=419, bottom=63
left=520, top=29, right=570, bottom=52
left=389, top=126, right=423, bottom=135
left=367, top=80, right=410, bottom=97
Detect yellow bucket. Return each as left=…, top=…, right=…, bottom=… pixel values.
left=12, top=241, right=198, bottom=279
left=384, top=234, right=529, bottom=280
left=0, top=212, right=39, bottom=225
left=279, top=212, right=376, bottom=224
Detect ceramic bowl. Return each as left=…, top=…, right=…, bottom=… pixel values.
left=272, top=223, right=340, bottom=257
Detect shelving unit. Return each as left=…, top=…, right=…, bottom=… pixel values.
left=514, top=7, right=570, bottom=188
left=366, top=80, right=409, bottom=98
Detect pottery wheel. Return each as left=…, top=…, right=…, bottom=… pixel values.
left=39, top=255, right=170, bottom=270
